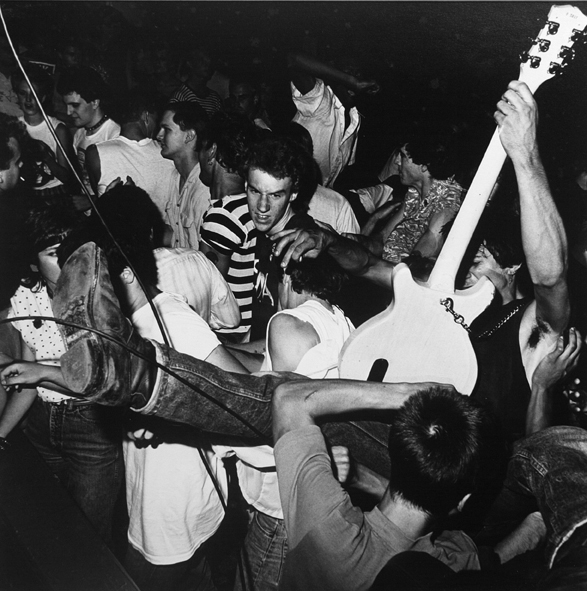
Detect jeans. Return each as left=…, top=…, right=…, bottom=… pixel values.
left=124, top=543, right=217, bottom=591
left=498, top=426, right=587, bottom=569
left=234, top=510, right=288, bottom=591
left=146, top=342, right=393, bottom=476
left=24, top=397, right=124, bottom=543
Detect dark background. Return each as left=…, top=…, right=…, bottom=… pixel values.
left=3, top=1, right=587, bottom=181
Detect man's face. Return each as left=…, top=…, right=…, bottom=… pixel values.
left=463, top=244, right=508, bottom=291
left=0, top=137, right=23, bottom=193
left=63, top=91, right=98, bottom=128
left=61, top=45, right=82, bottom=68
left=246, top=168, right=296, bottom=235
left=36, top=243, right=62, bottom=295
left=16, top=80, right=43, bottom=117
left=398, top=146, right=425, bottom=187
left=157, top=110, right=191, bottom=160
left=229, top=83, right=256, bottom=118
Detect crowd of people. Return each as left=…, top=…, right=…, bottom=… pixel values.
left=1, top=10, right=587, bottom=591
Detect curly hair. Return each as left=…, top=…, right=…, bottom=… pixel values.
left=196, top=111, right=258, bottom=176
left=276, top=253, right=348, bottom=304
left=0, top=113, right=28, bottom=171
left=404, top=124, right=458, bottom=181
left=245, top=134, right=317, bottom=212
left=166, top=101, right=208, bottom=135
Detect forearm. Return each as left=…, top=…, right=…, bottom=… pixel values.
left=0, top=388, right=37, bottom=438
left=516, top=151, right=567, bottom=288
left=494, top=511, right=546, bottom=564
left=288, top=52, right=358, bottom=91
left=273, top=380, right=422, bottom=441
left=349, top=461, right=389, bottom=500
left=525, top=382, right=552, bottom=436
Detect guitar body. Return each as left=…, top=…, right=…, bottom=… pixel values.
left=339, top=264, right=495, bottom=394
left=339, top=5, right=586, bottom=394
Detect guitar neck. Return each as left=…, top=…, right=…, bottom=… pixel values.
left=428, top=127, right=505, bottom=292
left=428, top=71, right=550, bottom=293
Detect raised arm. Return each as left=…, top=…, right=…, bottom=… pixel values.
left=495, top=81, right=569, bottom=333
left=272, top=379, right=448, bottom=442
left=287, top=51, right=379, bottom=97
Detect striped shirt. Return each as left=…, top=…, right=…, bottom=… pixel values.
left=200, top=194, right=257, bottom=338
left=169, top=83, right=223, bottom=117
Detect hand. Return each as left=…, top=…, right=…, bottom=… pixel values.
left=355, top=79, right=380, bottom=95
left=126, top=428, right=162, bottom=449
left=331, top=445, right=352, bottom=484
left=564, top=378, right=587, bottom=415
left=271, top=226, right=338, bottom=268
left=1, top=361, right=49, bottom=391
left=533, top=328, right=582, bottom=391
left=494, top=80, right=539, bottom=161
left=105, top=176, right=136, bottom=193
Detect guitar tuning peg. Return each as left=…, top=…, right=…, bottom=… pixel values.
left=519, top=50, right=530, bottom=63
left=536, top=38, right=551, bottom=52
left=548, top=61, right=564, bottom=76
left=528, top=55, right=542, bottom=69
left=571, top=29, right=587, bottom=44
left=559, top=45, right=576, bottom=62
left=546, top=20, right=560, bottom=36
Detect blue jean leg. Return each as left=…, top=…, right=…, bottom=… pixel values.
left=501, top=426, right=587, bottom=568
left=24, top=397, right=124, bottom=543
left=234, top=510, right=288, bottom=591
left=148, top=343, right=392, bottom=476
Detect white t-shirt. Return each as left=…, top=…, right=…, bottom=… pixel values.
left=308, top=184, right=360, bottom=234
left=95, top=136, right=175, bottom=216
left=217, top=300, right=354, bottom=519
left=73, top=117, right=120, bottom=196
left=124, top=291, right=228, bottom=564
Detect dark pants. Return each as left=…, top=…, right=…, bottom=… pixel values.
left=24, top=397, right=124, bottom=544
left=144, top=342, right=393, bottom=476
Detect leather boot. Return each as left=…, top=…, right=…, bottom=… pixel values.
left=53, top=241, right=157, bottom=408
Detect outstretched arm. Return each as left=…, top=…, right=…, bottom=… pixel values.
left=272, top=226, right=395, bottom=289
left=495, top=81, right=569, bottom=334
left=272, top=379, right=450, bottom=442
left=287, top=51, right=379, bottom=97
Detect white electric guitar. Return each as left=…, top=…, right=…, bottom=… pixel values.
left=339, top=4, right=587, bottom=394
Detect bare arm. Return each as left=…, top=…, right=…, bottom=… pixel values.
left=267, top=314, right=319, bottom=372
left=205, top=345, right=249, bottom=374
left=272, top=379, right=448, bottom=442
left=526, top=328, right=582, bottom=435
left=272, top=226, right=395, bottom=290
left=494, top=511, right=546, bottom=564
left=411, top=207, right=456, bottom=260
left=496, top=81, right=569, bottom=334
left=287, top=51, right=379, bottom=96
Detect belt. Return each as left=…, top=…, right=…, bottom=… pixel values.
left=41, top=397, right=94, bottom=408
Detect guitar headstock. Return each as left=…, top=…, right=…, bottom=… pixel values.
left=519, top=4, right=587, bottom=92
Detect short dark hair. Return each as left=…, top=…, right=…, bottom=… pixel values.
left=119, top=87, right=165, bottom=125
left=388, top=387, right=505, bottom=516
left=21, top=198, right=84, bottom=289
left=245, top=134, right=317, bottom=212
left=165, top=101, right=208, bottom=138
left=404, top=125, right=457, bottom=181
left=0, top=113, right=28, bottom=170
left=12, top=63, right=53, bottom=99
left=58, top=185, right=160, bottom=287
left=197, top=111, right=258, bottom=176
left=277, top=253, right=348, bottom=304
left=57, top=66, right=109, bottom=103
